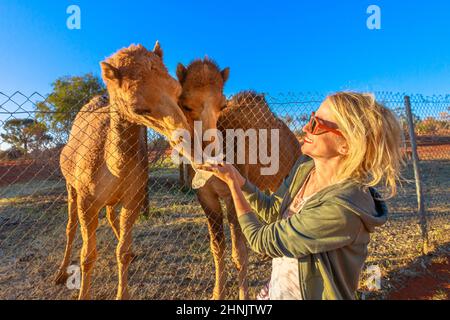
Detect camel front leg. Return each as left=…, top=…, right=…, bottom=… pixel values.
left=198, top=190, right=226, bottom=300
left=107, top=205, right=137, bottom=262
left=206, top=212, right=226, bottom=300
left=116, top=205, right=139, bottom=300
left=225, top=197, right=249, bottom=300
left=77, top=203, right=99, bottom=300
left=55, top=184, right=78, bottom=285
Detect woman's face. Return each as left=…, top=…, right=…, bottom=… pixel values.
left=301, top=98, right=348, bottom=160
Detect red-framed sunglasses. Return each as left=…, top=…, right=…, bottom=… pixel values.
left=306, top=112, right=344, bottom=137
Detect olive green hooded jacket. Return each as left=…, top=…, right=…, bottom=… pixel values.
left=239, top=156, right=388, bottom=300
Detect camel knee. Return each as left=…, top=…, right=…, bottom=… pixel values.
left=116, top=251, right=133, bottom=266
left=209, top=234, right=226, bottom=257
left=232, top=253, right=244, bottom=271
left=116, top=244, right=133, bottom=265
left=232, top=247, right=248, bottom=271
left=230, top=228, right=248, bottom=267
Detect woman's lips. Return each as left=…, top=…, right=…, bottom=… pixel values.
left=304, top=136, right=313, bottom=144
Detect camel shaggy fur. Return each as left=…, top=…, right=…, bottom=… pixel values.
left=55, top=42, right=191, bottom=300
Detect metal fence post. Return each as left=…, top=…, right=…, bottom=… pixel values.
left=179, top=163, right=185, bottom=186
left=183, top=163, right=190, bottom=188
left=404, top=95, right=429, bottom=254
left=178, top=163, right=191, bottom=189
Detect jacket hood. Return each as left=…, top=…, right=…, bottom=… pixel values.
left=331, top=184, right=388, bottom=233
left=289, top=158, right=388, bottom=233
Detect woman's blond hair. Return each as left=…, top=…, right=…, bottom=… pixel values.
left=327, top=92, right=405, bottom=199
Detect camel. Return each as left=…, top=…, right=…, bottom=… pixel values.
left=177, top=60, right=301, bottom=299
left=55, top=42, right=191, bottom=300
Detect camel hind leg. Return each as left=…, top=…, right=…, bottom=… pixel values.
left=54, top=183, right=78, bottom=285
left=106, top=205, right=120, bottom=240
left=224, top=196, right=249, bottom=300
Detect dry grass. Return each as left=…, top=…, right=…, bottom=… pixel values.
left=430, top=290, right=448, bottom=300
left=0, top=160, right=449, bottom=300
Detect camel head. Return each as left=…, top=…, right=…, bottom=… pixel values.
left=100, top=42, right=191, bottom=147
left=176, top=58, right=229, bottom=135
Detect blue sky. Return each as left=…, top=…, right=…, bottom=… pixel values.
left=0, top=0, right=449, bottom=97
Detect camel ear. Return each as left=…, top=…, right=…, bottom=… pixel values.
left=221, top=67, right=230, bottom=83
left=153, top=41, right=163, bottom=60
left=100, top=62, right=121, bottom=86
left=176, top=63, right=187, bottom=83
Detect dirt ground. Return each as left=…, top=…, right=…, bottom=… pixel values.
left=387, top=250, right=449, bottom=300
left=0, top=158, right=61, bottom=187
left=0, top=160, right=449, bottom=300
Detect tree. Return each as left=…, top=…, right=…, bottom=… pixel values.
left=280, top=115, right=294, bottom=127
left=439, top=111, right=449, bottom=122
left=416, top=116, right=449, bottom=135
left=392, top=106, right=421, bottom=136
left=0, top=148, right=24, bottom=161
left=35, top=73, right=106, bottom=141
left=279, top=113, right=310, bottom=137
left=0, top=118, right=52, bottom=155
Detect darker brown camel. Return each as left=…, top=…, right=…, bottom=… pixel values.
left=177, top=59, right=301, bottom=299
left=55, top=42, right=191, bottom=300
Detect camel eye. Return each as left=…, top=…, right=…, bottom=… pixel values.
left=135, top=109, right=151, bottom=116
left=183, top=105, right=193, bottom=112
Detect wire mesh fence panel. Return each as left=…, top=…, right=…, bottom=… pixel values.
left=0, top=91, right=449, bottom=300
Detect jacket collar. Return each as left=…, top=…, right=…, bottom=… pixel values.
left=279, top=160, right=314, bottom=214
left=279, top=159, right=357, bottom=214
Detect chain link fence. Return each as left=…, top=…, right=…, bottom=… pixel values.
left=0, top=91, right=449, bottom=299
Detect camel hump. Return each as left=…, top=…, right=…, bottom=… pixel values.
left=219, top=90, right=279, bottom=131
left=228, top=91, right=267, bottom=109
left=80, top=94, right=109, bottom=113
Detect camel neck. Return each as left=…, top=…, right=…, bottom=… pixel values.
left=105, top=102, right=146, bottom=175
left=110, top=104, right=142, bottom=144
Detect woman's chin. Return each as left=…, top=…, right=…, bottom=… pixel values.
left=301, top=146, right=315, bottom=159
left=301, top=144, right=310, bottom=154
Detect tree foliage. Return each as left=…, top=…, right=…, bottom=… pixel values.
left=0, top=118, right=52, bottom=155
left=35, top=73, right=106, bottom=140
left=416, top=116, right=449, bottom=135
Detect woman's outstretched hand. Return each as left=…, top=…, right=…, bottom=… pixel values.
left=197, top=162, right=246, bottom=188
left=198, top=162, right=253, bottom=219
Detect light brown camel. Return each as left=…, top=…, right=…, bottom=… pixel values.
left=177, top=60, right=301, bottom=299
left=55, top=42, right=191, bottom=300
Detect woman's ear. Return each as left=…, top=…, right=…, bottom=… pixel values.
left=338, top=142, right=349, bottom=156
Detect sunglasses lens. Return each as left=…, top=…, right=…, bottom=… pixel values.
left=307, top=112, right=342, bottom=136
left=310, top=118, right=317, bottom=133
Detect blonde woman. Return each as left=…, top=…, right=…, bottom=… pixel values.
left=199, top=92, right=404, bottom=300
